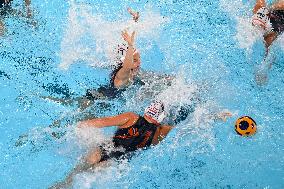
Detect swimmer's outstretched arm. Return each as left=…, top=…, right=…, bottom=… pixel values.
left=253, top=0, right=267, bottom=13
left=77, top=112, right=139, bottom=129
left=115, top=31, right=139, bottom=81
left=120, top=31, right=138, bottom=70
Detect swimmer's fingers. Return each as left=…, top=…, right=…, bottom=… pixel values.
left=133, top=12, right=139, bottom=22
left=217, top=111, right=233, bottom=122
left=121, top=30, right=135, bottom=45
left=127, top=7, right=139, bottom=22
left=121, top=30, right=128, bottom=41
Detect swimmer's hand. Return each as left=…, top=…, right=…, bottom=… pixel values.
left=127, top=7, right=139, bottom=22
left=216, top=111, right=232, bottom=122
left=122, top=30, right=135, bottom=46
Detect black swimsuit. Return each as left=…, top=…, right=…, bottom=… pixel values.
left=86, top=64, right=124, bottom=100
left=86, top=63, right=144, bottom=100
left=270, top=10, right=284, bottom=34
left=99, top=116, right=158, bottom=161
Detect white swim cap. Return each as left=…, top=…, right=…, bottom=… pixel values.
left=144, top=100, right=166, bottom=124
left=252, top=7, right=272, bottom=33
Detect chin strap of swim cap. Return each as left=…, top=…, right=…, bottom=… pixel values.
left=144, top=100, right=166, bottom=124
left=252, top=7, right=272, bottom=33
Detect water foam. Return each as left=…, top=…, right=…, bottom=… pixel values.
left=220, top=0, right=264, bottom=52
left=59, top=2, right=169, bottom=70
left=220, top=0, right=284, bottom=54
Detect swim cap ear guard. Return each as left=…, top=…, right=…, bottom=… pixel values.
left=252, top=7, right=273, bottom=33
left=144, top=100, right=166, bottom=124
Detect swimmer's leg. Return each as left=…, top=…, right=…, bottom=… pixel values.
left=40, top=95, right=95, bottom=111
left=49, top=148, right=107, bottom=189
left=255, top=51, right=275, bottom=85
left=78, top=89, right=109, bottom=110
left=41, top=89, right=106, bottom=110
left=0, top=20, right=5, bottom=36
left=40, top=96, right=75, bottom=105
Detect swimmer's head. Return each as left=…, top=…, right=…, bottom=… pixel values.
left=252, top=7, right=272, bottom=33
left=144, top=100, right=166, bottom=125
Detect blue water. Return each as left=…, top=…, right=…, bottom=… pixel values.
left=0, top=0, right=283, bottom=188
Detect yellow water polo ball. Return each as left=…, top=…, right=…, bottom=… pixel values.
left=235, top=116, right=257, bottom=136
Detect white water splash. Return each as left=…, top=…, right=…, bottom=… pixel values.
left=220, top=0, right=251, bottom=17
left=220, top=0, right=264, bottom=52
left=59, top=2, right=169, bottom=70
left=157, top=70, right=198, bottom=113
left=74, top=159, right=131, bottom=189
left=220, top=0, right=284, bottom=54
left=234, top=17, right=264, bottom=51
left=174, top=102, right=218, bottom=151
left=73, top=126, right=106, bottom=149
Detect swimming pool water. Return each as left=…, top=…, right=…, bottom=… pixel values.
left=0, top=0, right=283, bottom=188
